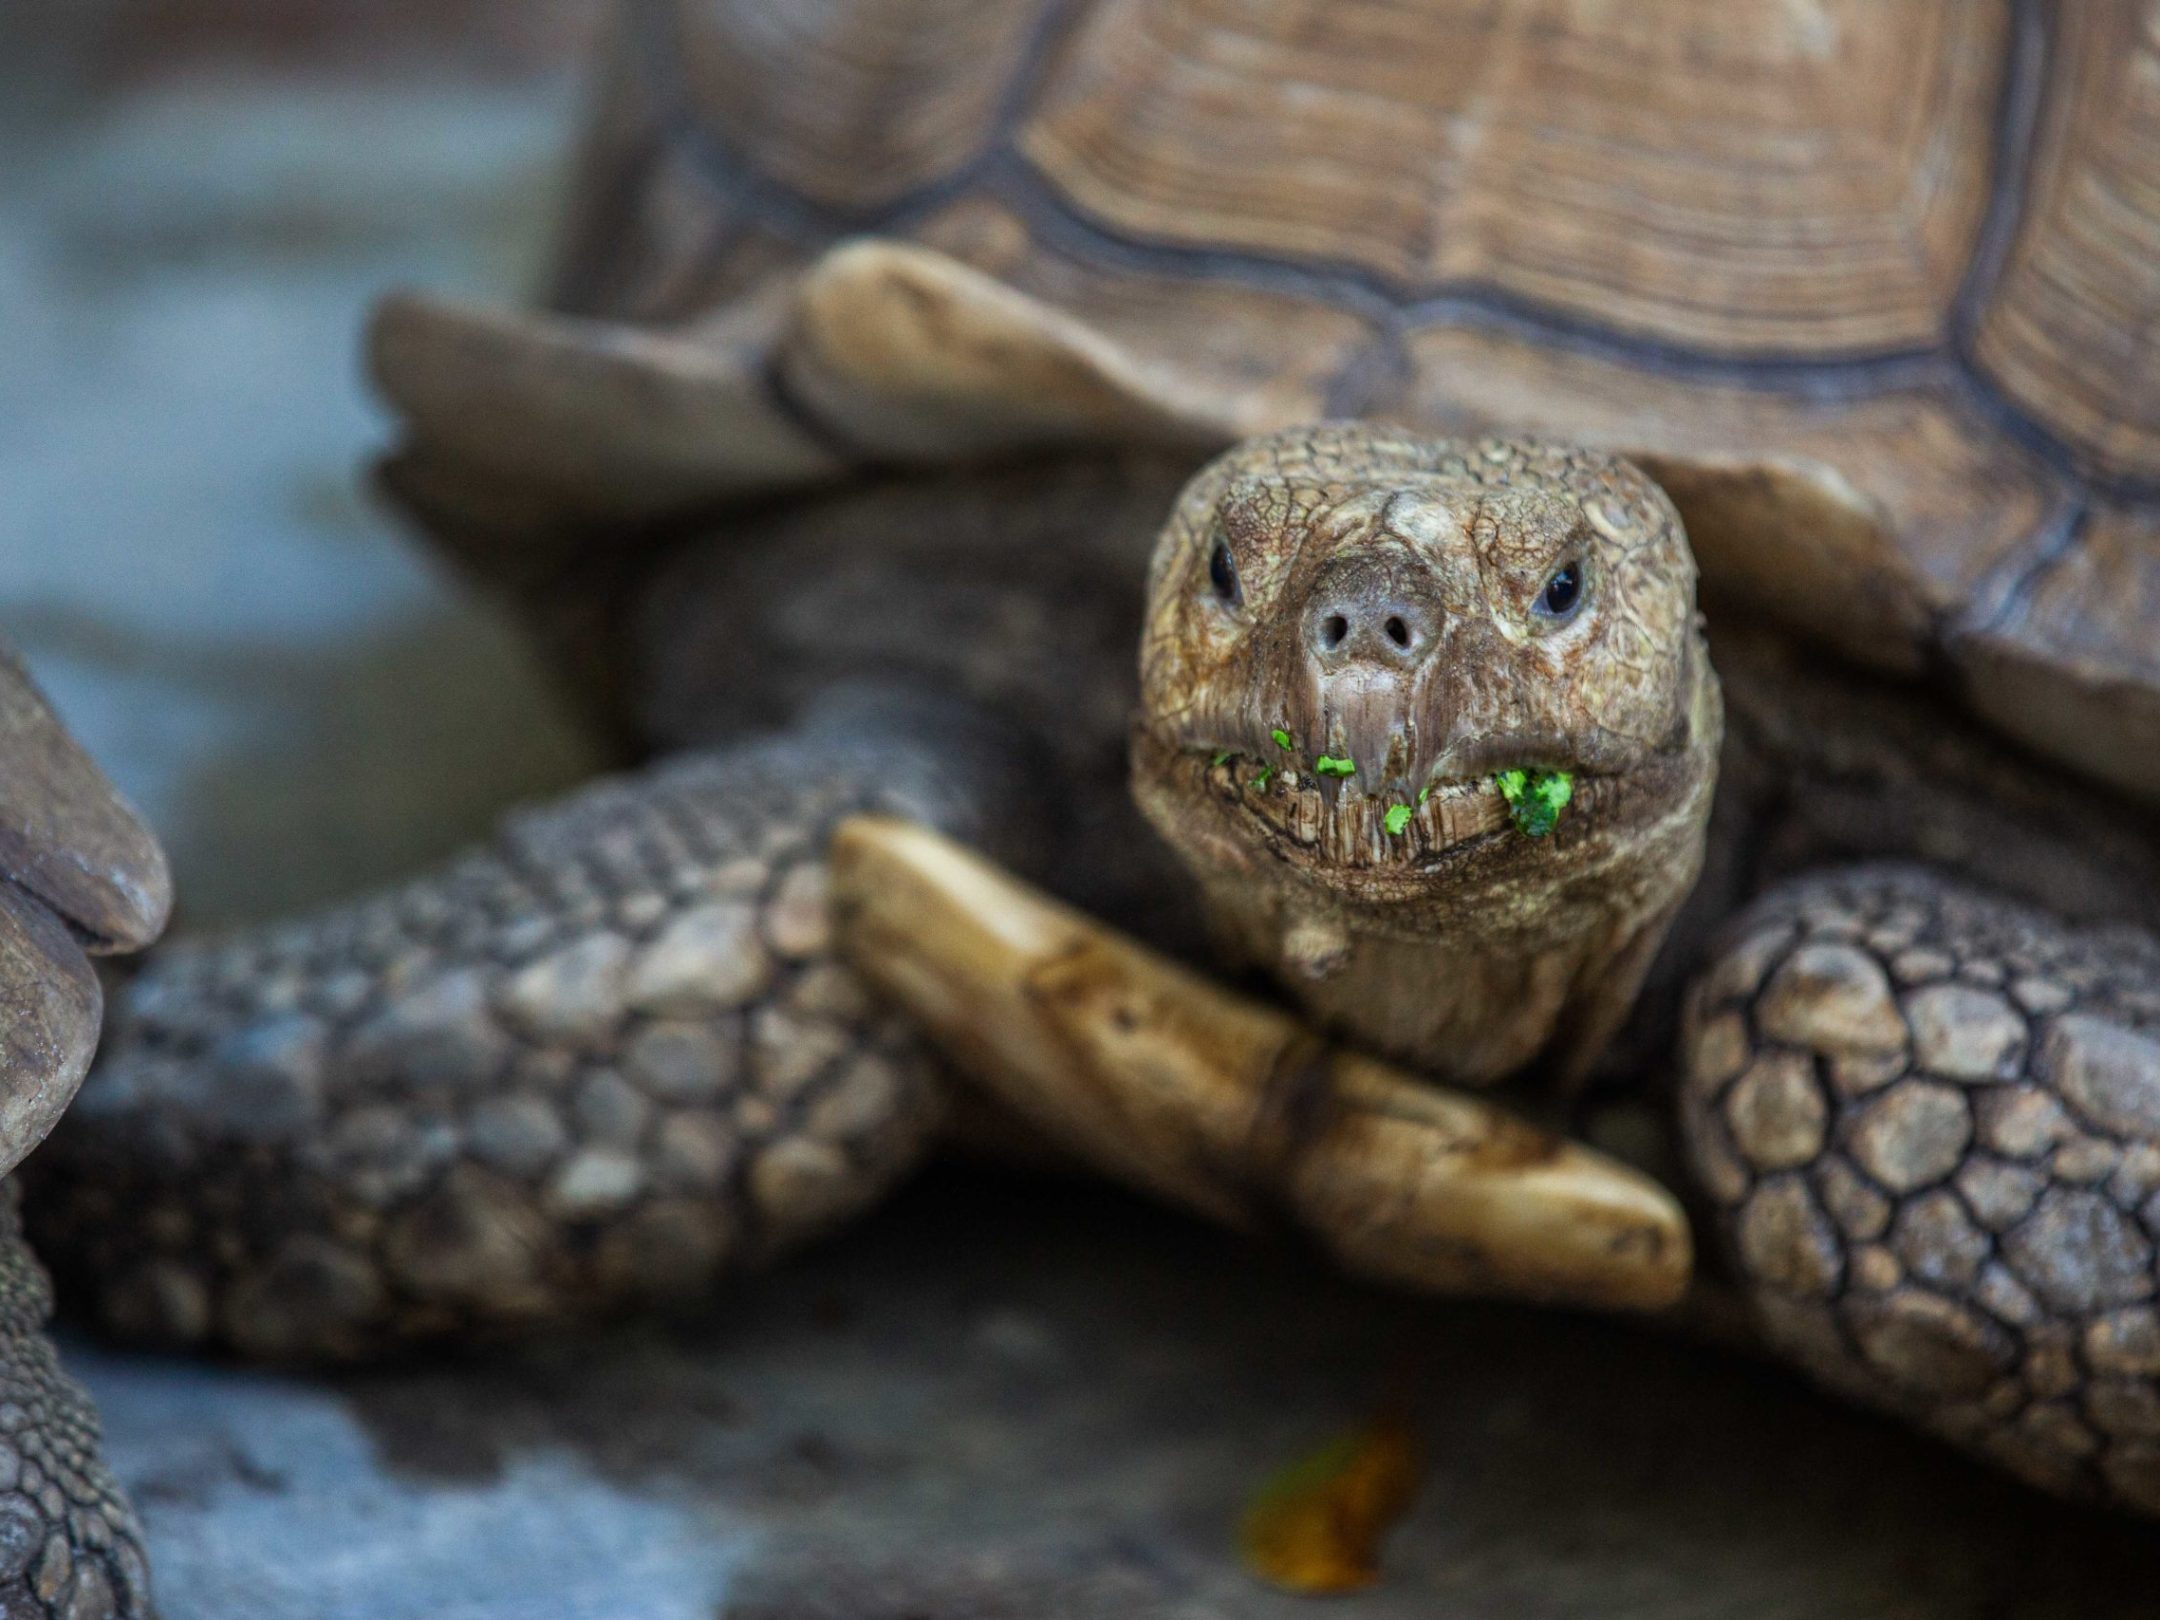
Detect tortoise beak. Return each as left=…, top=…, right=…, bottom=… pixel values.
left=0, top=652, right=171, bottom=1177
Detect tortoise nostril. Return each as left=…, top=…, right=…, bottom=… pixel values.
left=1304, top=558, right=1439, bottom=668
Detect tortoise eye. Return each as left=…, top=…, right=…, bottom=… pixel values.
left=1208, top=539, right=1242, bottom=607
left=1537, top=561, right=1583, bottom=620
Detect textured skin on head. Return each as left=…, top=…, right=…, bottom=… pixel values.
left=0, top=1184, right=153, bottom=1619
left=1140, top=427, right=1699, bottom=777
left=1133, top=425, right=1718, bottom=1083
left=1681, top=866, right=2160, bottom=1514
left=29, top=715, right=1037, bottom=1360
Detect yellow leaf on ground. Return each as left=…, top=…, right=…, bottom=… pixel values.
left=1239, top=1413, right=1423, bottom=1594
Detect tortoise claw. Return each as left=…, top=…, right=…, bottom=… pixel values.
left=831, top=816, right=1692, bottom=1313
left=0, top=653, right=166, bottom=1178
left=0, top=883, right=100, bottom=1180
left=0, top=651, right=170, bottom=956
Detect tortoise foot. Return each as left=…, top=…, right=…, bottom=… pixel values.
left=0, top=1184, right=154, bottom=1619
left=833, top=817, right=1692, bottom=1313
left=1681, top=863, right=2160, bottom=1513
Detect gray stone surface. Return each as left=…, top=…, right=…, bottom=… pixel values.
left=72, top=1175, right=2160, bottom=1619
left=7, top=17, right=2160, bottom=1619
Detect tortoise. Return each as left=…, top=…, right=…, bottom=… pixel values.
left=0, top=652, right=170, bottom=1618
left=29, top=0, right=2160, bottom=1529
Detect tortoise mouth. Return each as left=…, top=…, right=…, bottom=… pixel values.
left=1136, top=725, right=1614, bottom=890
left=1194, top=747, right=1524, bottom=868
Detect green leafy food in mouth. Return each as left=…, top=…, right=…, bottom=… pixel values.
left=1496, top=768, right=1575, bottom=838
left=1314, top=755, right=1356, bottom=779
left=1271, top=728, right=1295, bottom=752
left=1211, top=749, right=1232, bottom=767
left=1383, top=803, right=1413, bottom=837
left=1253, top=766, right=1274, bottom=792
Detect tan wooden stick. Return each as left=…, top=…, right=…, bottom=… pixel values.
left=830, top=816, right=1690, bottom=1312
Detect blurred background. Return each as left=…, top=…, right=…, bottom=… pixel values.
left=5, top=6, right=2160, bottom=1617
left=0, top=1, right=603, bottom=928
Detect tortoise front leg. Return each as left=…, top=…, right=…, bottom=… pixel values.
left=833, top=818, right=1691, bottom=1313
left=0, top=655, right=169, bottom=1617
left=28, top=704, right=1044, bottom=1361
left=0, top=905, right=154, bottom=1619
left=0, top=1184, right=153, bottom=1619
left=1680, top=864, right=2160, bottom=1513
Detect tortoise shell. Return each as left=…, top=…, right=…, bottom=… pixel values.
left=371, top=0, right=2160, bottom=804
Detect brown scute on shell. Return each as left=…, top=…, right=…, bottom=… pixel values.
left=1022, top=0, right=2001, bottom=351
left=1968, top=3, right=2160, bottom=486
left=1628, top=453, right=1932, bottom=679
left=670, top=0, right=1063, bottom=217
left=777, top=241, right=1252, bottom=456
left=1680, top=865, right=2160, bottom=1514
left=368, top=245, right=1241, bottom=572
left=366, top=291, right=844, bottom=523
left=373, top=0, right=2160, bottom=807
left=1952, top=501, right=2160, bottom=814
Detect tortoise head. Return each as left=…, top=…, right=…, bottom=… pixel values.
left=1132, top=425, right=1721, bottom=1081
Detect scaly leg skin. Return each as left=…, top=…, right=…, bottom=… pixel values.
left=26, top=702, right=1043, bottom=1361
left=0, top=650, right=172, bottom=1615
left=1679, top=863, right=2160, bottom=1513
left=0, top=1183, right=153, bottom=1619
